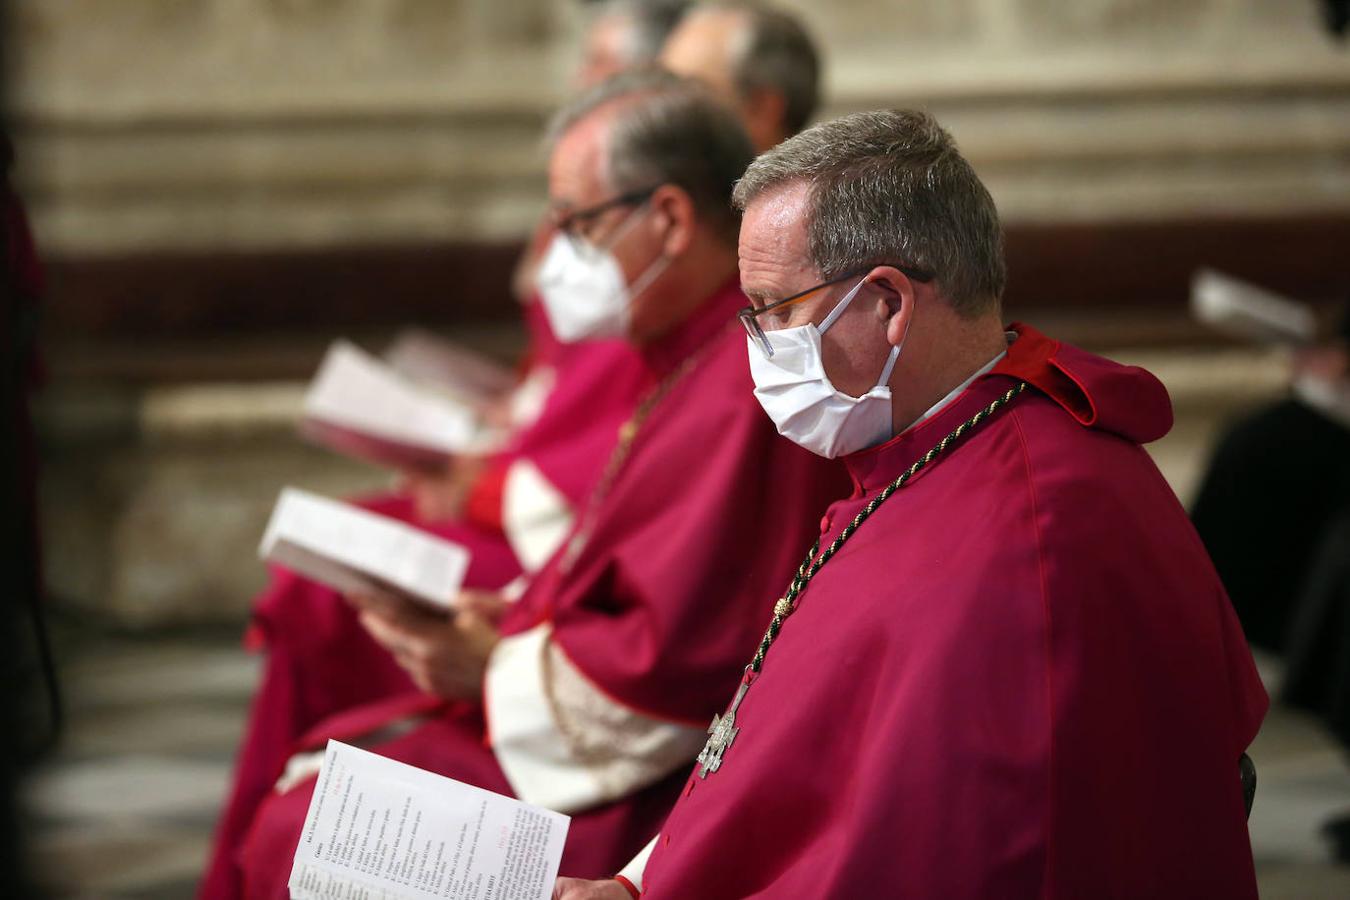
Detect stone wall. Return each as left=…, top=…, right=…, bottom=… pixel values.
left=12, top=1, right=1348, bottom=626
left=33, top=340, right=1290, bottom=627
left=8, top=0, right=1350, bottom=256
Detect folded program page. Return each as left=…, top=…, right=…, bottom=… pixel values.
left=290, top=741, right=570, bottom=900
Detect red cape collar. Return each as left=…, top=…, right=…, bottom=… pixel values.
left=841, top=322, right=1169, bottom=493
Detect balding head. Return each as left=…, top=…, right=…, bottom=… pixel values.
left=545, top=69, right=753, bottom=341
left=660, top=2, right=820, bottom=151
left=576, top=0, right=693, bottom=89
left=548, top=67, right=753, bottom=242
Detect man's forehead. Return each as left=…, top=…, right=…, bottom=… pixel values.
left=739, top=183, right=812, bottom=260
left=738, top=182, right=815, bottom=296
left=548, top=114, right=610, bottom=207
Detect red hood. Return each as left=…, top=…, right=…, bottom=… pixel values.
left=991, top=322, right=1173, bottom=444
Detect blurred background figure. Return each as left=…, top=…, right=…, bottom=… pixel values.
left=5, top=1, right=1350, bottom=897
left=200, top=4, right=699, bottom=897
left=514, top=0, right=693, bottom=298
left=573, top=0, right=691, bottom=88
left=1192, top=305, right=1350, bottom=654
left=202, top=4, right=821, bottom=891
left=1284, top=490, right=1350, bottom=861
left=659, top=1, right=819, bottom=152
left=1189, top=294, right=1350, bottom=861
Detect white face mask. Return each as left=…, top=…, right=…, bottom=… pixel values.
left=747, top=277, right=904, bottom=459
left=536, top=209, right=669, bottom=343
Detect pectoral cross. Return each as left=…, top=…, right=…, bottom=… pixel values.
left=696, top=680, right=750, bottom=779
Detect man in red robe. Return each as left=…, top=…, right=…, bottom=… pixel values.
left=198, top=7, right=704, bottom=894
left=226, top=71, right=850, bottom=898
left=199, top=334, right=655, bottom=898
left=205, top=7, right=828, bottom=890
left=557, top=109, right=1268, bottom=899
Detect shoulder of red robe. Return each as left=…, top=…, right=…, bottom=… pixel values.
left=993, top=321, right=1173, bottom=445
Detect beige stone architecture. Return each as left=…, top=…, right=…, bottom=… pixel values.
left=9, top=3, right=1349, bottom=623
left=8, top=0, right=1350, bottom=255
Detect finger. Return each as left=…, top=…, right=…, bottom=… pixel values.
left=362, top=591, right=444, bottom=632
left=406, top=666, right=436, bottom=695
left=454, top=610, right=500, bottom=654
left=346, top=588, right=405, bottom=615
left=358, top=609, right=424, bottom=657
left=459, top=590, right=509, bottom=623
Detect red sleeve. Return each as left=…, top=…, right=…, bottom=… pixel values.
left=546, top=339, right=852, bottom=725
left=463, top=458, right=509, bottom=532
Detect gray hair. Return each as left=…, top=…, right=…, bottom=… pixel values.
left=720, top=2, right=821, bottom=137
left=589, top=0, right=693, bottom=63
left=548, top=68, right=755, bottom=240
left=732, top=109, right=1005, bottom=315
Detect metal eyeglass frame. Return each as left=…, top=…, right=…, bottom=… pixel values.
left=739, top=263, right=934, bottom=359
left=550, top=186, right=660, bottom=258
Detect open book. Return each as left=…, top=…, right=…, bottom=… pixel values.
left=384, top=329, right=516, bottom=402
left=1191, top=268, right=1317, bottom=344
left=301, top=340, right=504, bottom=471
left=290, top=741, right=569, bottom=900
left=259, top=488, right=471, bottom=610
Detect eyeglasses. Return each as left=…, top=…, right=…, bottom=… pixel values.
left=551, top=186, right=660, bottom=257
left=739, top=263, right=934, bottom=359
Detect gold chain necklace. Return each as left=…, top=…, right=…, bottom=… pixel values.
left=696, top=381, right=1028, bottom=778
left=557, top=329, right=727, bottom=574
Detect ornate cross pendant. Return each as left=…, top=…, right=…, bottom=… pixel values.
left=696, top=680, right=750, bottom=779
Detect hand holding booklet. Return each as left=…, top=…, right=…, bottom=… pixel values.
left=290, top=741, right=570, bottom=900
left=259, top=488, right=471, bottom=610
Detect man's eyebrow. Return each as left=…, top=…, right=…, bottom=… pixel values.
left=741, top=285, right=775, bottom=303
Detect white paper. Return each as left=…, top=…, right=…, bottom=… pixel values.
left=259, top=488, right=471, bottom=610
left=384, top=329, right=515, bottom=401
left=302, top=341, right=502, bottom=466
left=1191, top=268, right=1317, bottom=345
left=289, top=741, right=570, bottom=900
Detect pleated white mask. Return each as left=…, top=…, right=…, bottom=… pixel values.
left=536, top=230, right=669, bottom=344
left=747, top=277, right=903, bottom=459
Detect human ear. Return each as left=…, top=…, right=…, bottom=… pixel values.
left=867, top=267, right=918, bottom=347
left=649, top=185, right=695, bottom=257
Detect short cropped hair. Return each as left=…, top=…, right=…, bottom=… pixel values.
left=549, top=68, right=756, bottom=241
left=724, top=3, right=820, bottom=137
left=733, top=109, right=1005, bottom=315
left=587, top=0, right=692, bottom=63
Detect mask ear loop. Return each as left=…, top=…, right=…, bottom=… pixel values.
left=875, top=288, right=915, bottom=390
left=619, top=202, right=676, bottom=306
left=875, top=324, right=905, bottom=389
left=815, top=277, right=906, bottom=391
left=623, top=248, right=672, bottom=304
left=817, top=277, right=868, bottom=334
